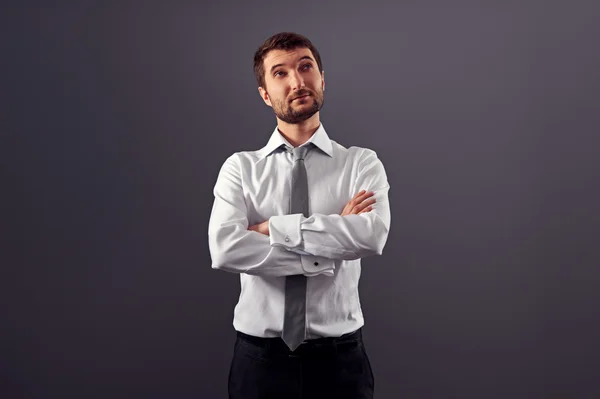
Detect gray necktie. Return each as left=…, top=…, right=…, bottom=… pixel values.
left=282, top=143, right=314, bottom=351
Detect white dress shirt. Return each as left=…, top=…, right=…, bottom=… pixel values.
left=208, top=123, right=391, bottom=339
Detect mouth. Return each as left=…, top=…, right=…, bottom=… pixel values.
left=292, top=94, right=310, bottom=101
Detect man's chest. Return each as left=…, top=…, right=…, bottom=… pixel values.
left=242, top=156, right=358, bottom=225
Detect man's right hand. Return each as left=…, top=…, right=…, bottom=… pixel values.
left=340, top=190, right=376, bottom=216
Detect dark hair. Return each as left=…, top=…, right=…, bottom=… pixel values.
left=253, top=32, right=323, bottom=89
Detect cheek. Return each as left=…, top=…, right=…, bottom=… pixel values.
left=273, top=90, right=289, bottom=103
left=309, top=77, right=322, bottom=90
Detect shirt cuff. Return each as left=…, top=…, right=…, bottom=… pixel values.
left=269, top=214, right=303, bottom=248
left=301, top=255, right=335, bottom=276
left=269, top=214, right=335, bottom=276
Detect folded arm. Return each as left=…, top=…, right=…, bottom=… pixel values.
left=208, top=154, right=334, bottom=277
left=269, top=149, right=391, bottom=261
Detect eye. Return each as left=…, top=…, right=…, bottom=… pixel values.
left=301, top=63, right=312, bottom=70
left=274, top=71, right=286, bottom=77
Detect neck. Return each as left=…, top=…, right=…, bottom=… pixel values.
left=276, top=113, right=320, bottom=147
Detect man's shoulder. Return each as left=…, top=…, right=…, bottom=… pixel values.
left=226, top=148, right=264, bottom=164
left=334, top=141, right=379, bottom=161
left=218, top=147, right=263, bottom=163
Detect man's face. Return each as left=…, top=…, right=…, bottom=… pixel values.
left=259, top=47, right=325, bottom=124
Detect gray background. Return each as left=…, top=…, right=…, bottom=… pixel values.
left=2, top=1, right=600, bottom=398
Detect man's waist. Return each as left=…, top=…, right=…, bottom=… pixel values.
left=237, top=328, right=362, bottom=350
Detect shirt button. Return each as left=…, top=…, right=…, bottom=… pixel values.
left=284, top=235, right=290, bottom=242
left=314, top=262, right=319, bottom=266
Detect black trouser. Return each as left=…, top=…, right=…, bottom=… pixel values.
left=228, top=328, right=374, bottom=399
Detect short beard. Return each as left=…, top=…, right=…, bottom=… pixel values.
left=271, top=90, right=324, bottom=124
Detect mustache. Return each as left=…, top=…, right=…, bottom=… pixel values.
left=290, top=90, right=313, bottom=101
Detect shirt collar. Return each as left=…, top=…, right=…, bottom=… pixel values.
left=257, top=123, right=334, bottom=161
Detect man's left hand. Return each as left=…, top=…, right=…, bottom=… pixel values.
left=248, top=220, right=269, bottom=236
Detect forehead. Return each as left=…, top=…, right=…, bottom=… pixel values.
left=263, top=47, right=315, bottom=69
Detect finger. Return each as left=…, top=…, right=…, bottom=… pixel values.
left=352, top=197, right=376, bottom=212
left=355, top=189, right=373, bottom=198
left=344, top=191, right=374, bottom=215
left=354, top=190, right=374, bottom=204
left=359, top=198, right=377, bottom=209
left=358, top=206, right=373, bottom=214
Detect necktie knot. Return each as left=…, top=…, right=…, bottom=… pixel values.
left=288, top=143, right=314, bottom=161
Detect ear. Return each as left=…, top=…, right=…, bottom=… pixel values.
left=321, top=70, right=325, bottom=91
left=258, top=86, right=272, bottom=107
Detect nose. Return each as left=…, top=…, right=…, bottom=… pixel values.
left=289, top=69, right=305, bottom=90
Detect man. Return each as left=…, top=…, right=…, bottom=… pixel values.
left=208, top=32, right=391, bottom=399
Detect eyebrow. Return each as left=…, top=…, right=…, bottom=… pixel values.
left=269, top=56, right=315, bottom=74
